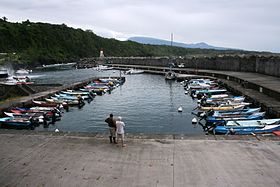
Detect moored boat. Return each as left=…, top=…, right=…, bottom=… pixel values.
left=214, top=118, right=280, bottom=135
left=206, top=112, right=265, bottom=123
left=0, top=116, right=33, bottom=128
left=32, top=100, right=68, bottom=108
left=125, top=68, right=144, bottom=74
left=15, top=69, right=32, bottom=74
left=196, top=89, right=227, bottom=95
left=199, top=104, right=245, bottom=111
left=212, top=108, right=261, bottom=117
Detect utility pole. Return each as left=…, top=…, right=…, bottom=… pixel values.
left=171, top=33, right=173, bottom=47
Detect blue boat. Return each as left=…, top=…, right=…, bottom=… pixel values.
left=0, top=117, right=32, bottom=128
left=214, top=118, right=280, bottom=135
left=214, top=124, right=280, bottom=135
left=55, top=93, right=79, bottom=100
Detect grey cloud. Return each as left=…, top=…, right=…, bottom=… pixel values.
left=0, top=0, right=279, bottom=52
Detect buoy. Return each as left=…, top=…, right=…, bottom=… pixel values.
left=59, top=104, right=64, bottom=110
left=199, top=112, right=206, bottom=117
left=55, top=128, right=60, bottom=133
left=192, top=118, right=198, bottom=124
left=178, top=106, right=183, bottom=112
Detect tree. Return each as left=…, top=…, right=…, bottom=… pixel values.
left=2, top=16, right=7, bottom=22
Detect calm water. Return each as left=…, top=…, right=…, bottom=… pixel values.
left=30, top=68, right=204, bottom=135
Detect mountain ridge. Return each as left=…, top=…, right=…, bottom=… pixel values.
left=128, top=36, right=230, bottom=50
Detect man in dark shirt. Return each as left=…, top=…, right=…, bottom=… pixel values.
left=105, top=113, right=117, bottom=143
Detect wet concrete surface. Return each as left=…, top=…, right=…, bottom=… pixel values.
left=0, top=131, right=280, bottom=187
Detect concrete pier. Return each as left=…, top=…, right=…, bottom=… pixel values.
left=0, top=131, right=279, bottom=187
left=0, top=76, right=125, bottom=113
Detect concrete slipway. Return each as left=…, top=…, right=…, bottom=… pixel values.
left=0, top=131, right=280, bottom=187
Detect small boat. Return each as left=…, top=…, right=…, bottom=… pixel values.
left=165, top=71, right=177, bottom=80
left=206, top=96, right=245, bottom=103
left=199, top=104, right=245, bottom=111
left=0, top=116, right=32, bottom=128
left=48, top=97, right=80, bottom=105
left=196, top=89, right=227, bottom=95
left=206, top=112, right=265, bottom=123
left=215, top=124, right=280, bottom=135
left=29, top=106, right=60, bottom=112
left=92, top=65, right=113, bottom=71
left=214, top=118, right=280, bottom=135
left=125, top=68, right=144, bottom=74
left=219, top=101, right=251, bottom=107
left=212, top=108, right=261, bottom=117
left=61, top=90, right=96, bottom=99
left=187, top=83, right=211, bottom=90
left=185, top=79, right=217, bottom=90
left=55, top=93, right=80, bottom=100
left=4, top=112, right=44, bottom=123
left=3, top=76, right=34, bottom=85
left=10, top=108, right=59, bottom=119
left=15, top=69, right=32, bottom=74
left=209, top=94, right=229, bottom=99
left=32, top=100, right=68, bottom=108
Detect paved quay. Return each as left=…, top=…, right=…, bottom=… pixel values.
left=0, top=131, right=280, bottom=187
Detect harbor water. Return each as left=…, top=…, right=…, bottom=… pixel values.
left=30, top=68, right=204, bottom=135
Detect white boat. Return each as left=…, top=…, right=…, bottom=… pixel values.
left=15, top=69, right=32, bottom=74
left=210, top=94, right=229, bottom=99
left=125, top=68, right=144, bottom=74
left=188, top=83, right=211, bottom=90
left=92, top=65, right=113, bottom=71
left=225, top=118, right=280, bottom=127
left=206, top=96, right=245, bottom=103
left=2, top=76, right=33, bottom=85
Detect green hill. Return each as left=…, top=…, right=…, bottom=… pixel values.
left=0, top=18, right=271, bottom=66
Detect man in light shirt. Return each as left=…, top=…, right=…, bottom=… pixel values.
left=116, top=116, right=126, bottom=147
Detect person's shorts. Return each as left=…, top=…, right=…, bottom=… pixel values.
left=117, top=133, right=124, bottom=140
left=109, top=127, right=116, bottom=137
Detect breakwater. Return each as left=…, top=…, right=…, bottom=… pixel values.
left=78, top=55, right=280, bottom=77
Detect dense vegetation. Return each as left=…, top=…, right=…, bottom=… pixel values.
left=0, top=18, right=273, bottom=66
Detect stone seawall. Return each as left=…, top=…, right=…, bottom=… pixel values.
left=79, top=55, right=280, bottom=77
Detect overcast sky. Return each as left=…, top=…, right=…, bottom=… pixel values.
left=1, top=0, right=280, bottom=52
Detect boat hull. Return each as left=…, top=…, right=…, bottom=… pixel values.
left=214, top=124, right=280, bottom=135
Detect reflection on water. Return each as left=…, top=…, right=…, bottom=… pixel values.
left=31, top=68, right=203, bottom=135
